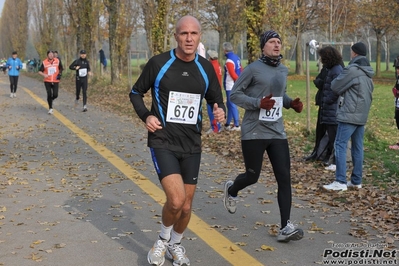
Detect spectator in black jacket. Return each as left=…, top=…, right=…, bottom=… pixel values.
left=393, top=55, right=399, bottom=78
left=389, top=67, right=399, bottom=149
left=99, top=49, right=107, bottom=72
left=318, top=46, right=344, bottom=170
left=304, top=64, right=328, bottom=161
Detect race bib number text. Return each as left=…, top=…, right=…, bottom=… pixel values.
left=259, top=97, right=283, bottom=121
left=48, top=67, right=56, bottom=75
left=166, top=91, right=201, bottom=124
left=79, top=68, right=87, bottom=77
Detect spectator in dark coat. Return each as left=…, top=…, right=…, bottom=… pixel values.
left=304, top=64, right=328, bottom=161
left=389, top=67, right=399, bottom=149
left=99, top=49, right=107, bottom=71
left=393, top=55, right=399, bottom=78
left=318, top=46, right=344, bottom=169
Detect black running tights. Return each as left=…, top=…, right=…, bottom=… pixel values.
left=9, top=76, right=19, bottom=93
left=228, top=139, right=292, bottom=228
left=75, top=78, right=88, bottom=105
left=44, top=82, right=59, bottom=109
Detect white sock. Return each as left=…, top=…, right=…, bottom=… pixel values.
left=169, top=230, right=183, bottom=245
left=159, top=223, right=172, bottom=241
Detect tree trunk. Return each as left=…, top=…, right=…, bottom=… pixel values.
left=142, top=0, right=155, bottom=57
left=75, top=0, right=93, bottom=55
left=375, top=32, right=382, bottom=78
left=105, top=1, right=120, bottom=84
left=295, top=31, right=303, bottom=75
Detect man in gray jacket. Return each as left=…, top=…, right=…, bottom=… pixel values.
left=223, top=30, right=304, bottom=242
left=323, top=42, right=374, bottom=191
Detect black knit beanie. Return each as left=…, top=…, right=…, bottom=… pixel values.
left=260, top=30, right=281, bottom=50
left=351, top=42, right=367, bottom=56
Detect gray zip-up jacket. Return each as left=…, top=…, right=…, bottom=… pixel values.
left=230, top=60, right=294, bottom=140
left=331, top=56, right=374, bottom=125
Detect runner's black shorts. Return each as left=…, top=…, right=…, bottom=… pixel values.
left=150, top=148, right=201, bottom=185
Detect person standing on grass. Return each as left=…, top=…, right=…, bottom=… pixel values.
left=317, top=46, right=344, bottom=171
left=222, top=30, right=304, bottom=243
left=197, top=42, right=205, bottom=58
left=323, top=42, right=374, bottom=191
left=394, top=55, right=399, bottom=79
left=99, top=49, right=107, bottom=72
left=38, top=51, right=63, bottom=115
left=223, top=42, right=243, bottom=131
left=389, top=67, right=399, bottom=150
left=304, top=64, right=328, bottom=162
left=69, top=50, right=92, bottom=112
left=205, top=49, right=223, bottom=134
left=129, top=15, right=225, bottom=266
left=6, top=51, right=23, bottom=98
left=197, top=44, right=222, bottom=134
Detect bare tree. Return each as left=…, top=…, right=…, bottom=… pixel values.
left=208, top=0, right=245, bottom=63
left=360, top=0, right=399, bottom=77
left=104, top=0, right=139, bottom=84
left=290, top=0, right=317, bottom=75
left=0, top=0, right=29, bottom=58
left=29, top=0, right=67, bottom=59
left=64, top=0, right=95, bottom=57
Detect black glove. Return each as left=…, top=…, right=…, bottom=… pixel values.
left=56, top=73, right=62, bottom=80
left=260, top=94, right=275, bottom=110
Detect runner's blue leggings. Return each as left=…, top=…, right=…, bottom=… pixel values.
left=225, top=90, right=240, bottom=127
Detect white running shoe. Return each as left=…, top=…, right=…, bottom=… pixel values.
left=324, top=164, right=336, bottom=171
left=147, top=239, right=167, bottom=266
left=323, top=181, right=347, bottom=191
left=277, top=221, right=304, bottom=242
left=224, top=125, right=231, bottom=131
left=230, top=126, right=241, bottom=131
left=166, top=243, right=190, bottom=266
left=223, top=180, right=237, bottom=214
left=205, top=128, right=214, bottom=135
left=10, top=93, right=13, bottom=98
left=347, top=181, right=362, bottom=189
left=83, top=105, right=87, bottom=112
left=48, top=109, right=53, bottom=115
left=13, top=93, right=16, bottom=98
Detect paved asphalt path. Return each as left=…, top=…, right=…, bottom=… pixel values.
left=0, top=74, right=385, bottom=266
